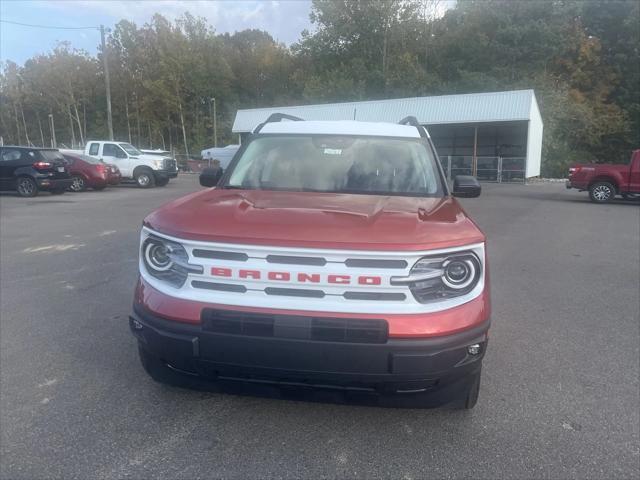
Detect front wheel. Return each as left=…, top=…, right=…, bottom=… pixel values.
left=135, top=169, right=156, bottom=188
left=589, top=181, right=615, bottom=203
left=16, top=176, right=38, bottom=197
left=155, top=177, right=169, bottom=187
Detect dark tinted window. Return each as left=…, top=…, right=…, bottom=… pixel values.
left=103, top=144, right=121, bottom=157
left=1, top=149, right=21, bottom=162
left=89, top=143, right=99, bottom=156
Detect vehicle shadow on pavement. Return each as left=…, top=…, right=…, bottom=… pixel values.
left=564, top=197, right=640, bottom=207
left=156, top=376, right=465, bottom=411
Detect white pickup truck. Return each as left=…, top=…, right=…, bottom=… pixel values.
left=83, top=141, right=177, bottom=187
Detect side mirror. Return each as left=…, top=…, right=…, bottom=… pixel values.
left=452, top=175, right=481, bottom=198
left=116, top=150, right=127, bottom=159
left=200, top=166, right=223, bottom=187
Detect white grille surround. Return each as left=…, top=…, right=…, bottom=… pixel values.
left=139, top=227, right=486, bottom=315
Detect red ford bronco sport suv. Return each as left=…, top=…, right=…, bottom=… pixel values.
left=130, top=115, right=490, bottom=408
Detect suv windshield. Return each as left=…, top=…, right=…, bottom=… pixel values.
left=226, top=135, right=444, bottom=196
left=119, top=143, right=141, bottom=156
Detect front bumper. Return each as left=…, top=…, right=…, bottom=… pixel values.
left=566, top=179, right=588, bottom=190
left=154, top=169, right=178, bottom=180
left=130, top=304, right=489, bottom=405
left=107, top=174, right=121, bottom=185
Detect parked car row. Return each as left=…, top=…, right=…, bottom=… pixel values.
left=0, top=140, right=181, bottom=197
left=0, top=146, right=124, bottom=197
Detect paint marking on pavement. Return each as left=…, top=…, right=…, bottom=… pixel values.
left=23, top=244, right=85, bottom=253
left=38, top=379, right=58, bottom=388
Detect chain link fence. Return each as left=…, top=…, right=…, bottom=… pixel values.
left=440, top=156, right=526, bottom=183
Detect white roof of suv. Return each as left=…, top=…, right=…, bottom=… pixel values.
left=256, top=120, right=426, bottom=138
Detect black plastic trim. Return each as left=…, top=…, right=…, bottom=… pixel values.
left=253, top=113, right=304, bottom=134
left=191, top=280, right=247, bottom=293
left=192, top=249, right=249, bottom=261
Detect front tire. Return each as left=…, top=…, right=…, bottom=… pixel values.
left=16, top=176, right=38, bottom=197
left=589, top=181, right=615, bottom=203
left=156, top=177, right=169, bottom=187
left=70, top=175, right=86, bottom=192
left=135, top=169, right=156, bottom=188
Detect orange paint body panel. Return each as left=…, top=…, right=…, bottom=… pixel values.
left=135, top=276, right=491, bottom=338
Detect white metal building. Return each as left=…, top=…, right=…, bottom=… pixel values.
left=232, top=90, right=543, bottom=181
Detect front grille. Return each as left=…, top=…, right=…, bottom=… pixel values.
left=164, top=158, right=177, bottom=170
left=191, top=279, right=406, bottom=302
left=192, top=280, right=246, bottom=293
left=264, top=287, right=325, bottom=298
left=266, top=255, right=327, bottom=266
left=192, top=249, right=248, bottom=261
left=201, top=309, right=388, bottom=344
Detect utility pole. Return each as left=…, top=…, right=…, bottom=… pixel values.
left=100, top=25, right=114, bottom=141
left=211, top=97, right=217, bottom=147
left=48, top=113, right=57, bottom=148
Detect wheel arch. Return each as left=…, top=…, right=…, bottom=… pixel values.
left=588, top=176, right=620, bottom=193
left=133, top=165, right=155, bottom=178
left=71, top=171, right=90, bottom=181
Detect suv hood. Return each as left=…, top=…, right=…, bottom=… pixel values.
left=144, top=189, right=484, bottom=251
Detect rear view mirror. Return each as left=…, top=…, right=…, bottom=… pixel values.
left=452, top=175, right=481, bottom=198
left=200, top=166, right=224, bottom=187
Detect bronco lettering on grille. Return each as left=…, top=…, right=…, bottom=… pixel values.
left=210, top=267, right=383, bottom=286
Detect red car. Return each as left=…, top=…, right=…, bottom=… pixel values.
left=566, top=149, right=640, bottom=203
left=61, top=152, right=121, bottom=191
left=130, top=116, right=490, bottom=408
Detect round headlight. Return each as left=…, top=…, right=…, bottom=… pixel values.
left=141, top=234, right=204, bottom=288
left=442, top=256, right=478, bottom=290
left=144, top=241, right=173, bottom=271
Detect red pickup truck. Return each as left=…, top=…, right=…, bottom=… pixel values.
left=566, top=149, right=640, bottom=203
left=129, top=115, right=490, bottom=409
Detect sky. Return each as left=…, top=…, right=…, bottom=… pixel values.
left=0, top=0, right=314, bottom=64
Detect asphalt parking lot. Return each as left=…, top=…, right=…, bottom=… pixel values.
left=1, top=176, right=638, bottom=479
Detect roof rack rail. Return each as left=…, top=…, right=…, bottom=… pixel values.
left=254, top=113, right=304, bottom=133
left=398, top=116, right=427, bottom=138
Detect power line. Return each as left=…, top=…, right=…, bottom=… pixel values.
left=0, top=19, right=99, bottom=30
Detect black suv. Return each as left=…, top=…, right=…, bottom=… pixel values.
left=0, top=147, right=73, bottom=197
